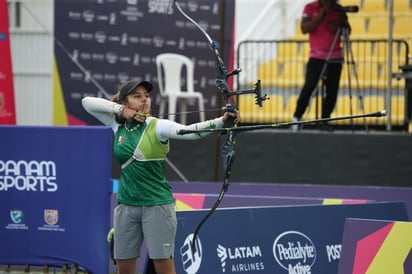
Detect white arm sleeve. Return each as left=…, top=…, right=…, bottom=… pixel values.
left=81, top=97, right=122, bottom=131
left=156, top=117, right=225, bottom=142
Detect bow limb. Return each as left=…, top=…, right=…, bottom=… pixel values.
left=173, top=0, right=230, bottom=81
left=173, top=0, right=213, bottom=45
left=173, top=0, right=237, bottom=252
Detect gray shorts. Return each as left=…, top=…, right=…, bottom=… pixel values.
left=113, top=203, right=177, bottom=260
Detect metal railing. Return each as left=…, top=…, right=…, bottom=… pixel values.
left=236, top=39, right=410, bottom=130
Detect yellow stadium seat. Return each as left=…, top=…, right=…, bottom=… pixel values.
left=258, top=61, right=279, bottom=81
left=277, top=61, right=305, bottom=79
left=274, top=61, right=306, bottom=88
left=340, top=60, right=371, bottom=90
left=353, top=95, right=386, bottom=125
left=352, top=60, right=382, bottom=88
left=362, top=0, right=386, bottom=13
left=367, top=16, right=390, bottom=35
left=392, top=0, right=412, bottom=12
left=277, top=41, right=308, bottom=61
left=363, top=95, right=385, bottom=113
left=348, top=16, right=367, bottom=36
left=376, top=59, right=402, bottom=89
left=361, top=41, right=408, bottom=66
left=342, top=44, right=402, bottom=90
left=340, top=0, right=361, bottom=6
left=267, top=95, right=288, bottom=122
left=238, top=94, right=285, bottom=123
left=336, top=95, right=360, bottom=114
left=350, top=42, right=375, bottom=59
left=238, top=94, right=261, bottom=122
left=330, top=95, right=362, bottom=125
left=370, top=41, right=388, bottom=61
left=394, top=16, right=412, bottom=34
left=352, top=59, right=398, bottom=90
left=259, top=60, right=306, bottom=89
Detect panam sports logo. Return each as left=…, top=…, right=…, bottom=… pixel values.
left=0, top=160, right=58, bottom=192
left=273, top=230, right=316, bottom=274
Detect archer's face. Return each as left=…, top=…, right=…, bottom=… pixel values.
left=125, top=86, right=151, bottom=114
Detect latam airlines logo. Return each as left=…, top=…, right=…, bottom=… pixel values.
left=217, top=244, right=264, bottom=273
left=273, top=231, right=316, bottom=274
left=0, top=160, right=58, bottom=192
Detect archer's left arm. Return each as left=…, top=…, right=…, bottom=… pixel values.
left=157, top=111, right=240, bottom=141
left=158, top=117, right=225, bottom=141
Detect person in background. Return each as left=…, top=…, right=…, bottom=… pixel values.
left=82, top=79, right=239, bottom=274
left=292, top=0, right=350, bottom=132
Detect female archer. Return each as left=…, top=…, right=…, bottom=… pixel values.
left=82, top=79, right=239, bottom=274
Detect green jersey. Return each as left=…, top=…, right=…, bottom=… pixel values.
left=114, top=118, right=173, bottom=206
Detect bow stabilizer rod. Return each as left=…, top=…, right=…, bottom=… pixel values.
left=178, top=110, right=387, bottom=135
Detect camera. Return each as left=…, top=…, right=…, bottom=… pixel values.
left=333, top=2, right=359, bottom=13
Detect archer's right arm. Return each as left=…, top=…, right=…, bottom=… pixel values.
left=81, top=96, right=124, bottom=126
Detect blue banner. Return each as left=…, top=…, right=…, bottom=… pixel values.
left=173, top=202, right=408, bottom=274
left=0, top=126, right=112, bottom=273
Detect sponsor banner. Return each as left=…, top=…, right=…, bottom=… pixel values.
left=338, top=218, right=412, bottom=274
left=171, top=202, right=408, bottom=274
left=0, top=0, right=16, bottom=124
left=170, top=181, right=412, bottom=220
left=0, top=126, right=112, bottom=273
left=54, top=0, right=235, bottom=125
left=110, top=189, right=370, bottom=272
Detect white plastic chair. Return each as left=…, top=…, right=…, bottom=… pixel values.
left=156, top=53, right=205, bottom=124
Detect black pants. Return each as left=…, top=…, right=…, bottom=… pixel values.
left=294, top=58, right=343, bottom=119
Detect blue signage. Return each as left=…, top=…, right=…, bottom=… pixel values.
left=0, top=126, right=113, bottom=273
left=172, top=202, right=408, bottom=274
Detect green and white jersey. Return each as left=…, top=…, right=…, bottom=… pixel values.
left=81, top=96, right=225, bottom=206
left=114, top=118, right=172, bottom=206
